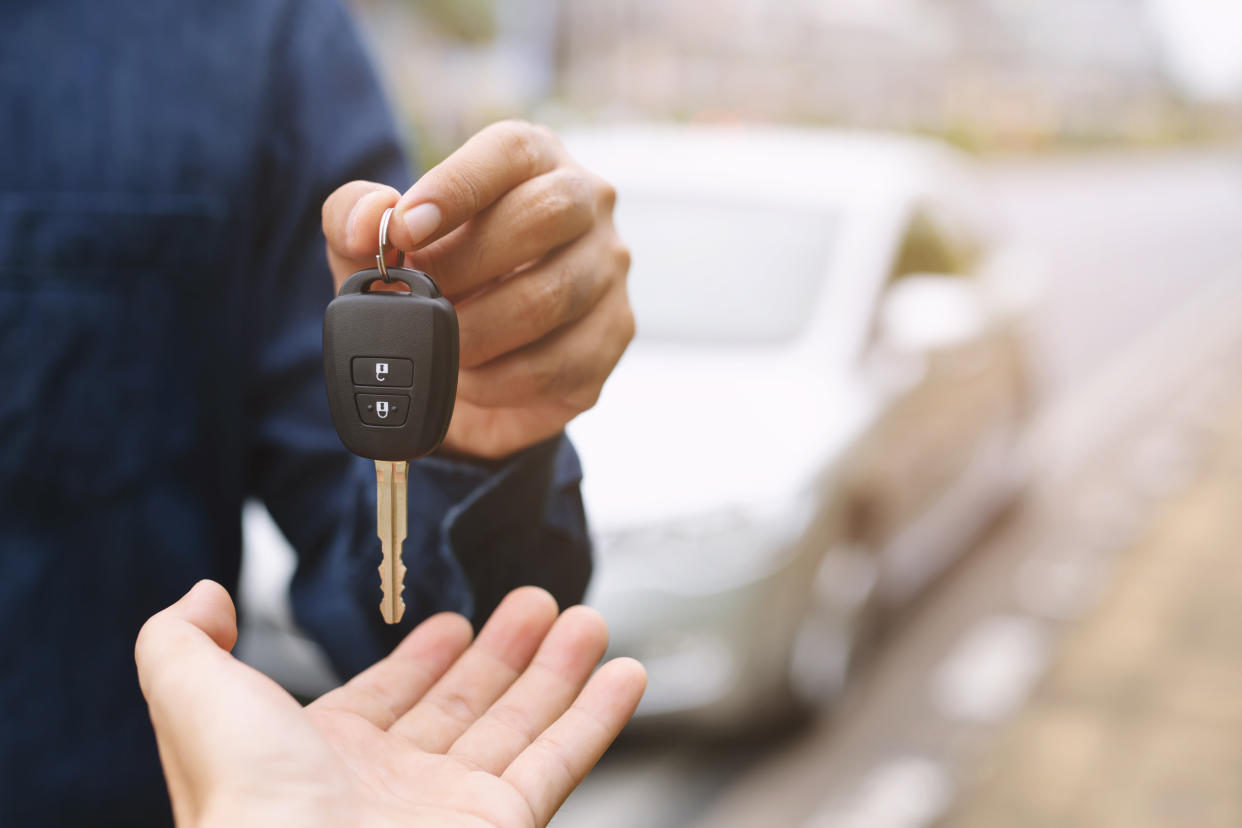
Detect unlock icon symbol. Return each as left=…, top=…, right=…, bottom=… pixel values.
left=376, top=400, right=390, bottom=419
left=375, top=362, right=389, bottom=382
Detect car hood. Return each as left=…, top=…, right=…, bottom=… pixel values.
left=566, top=343, right=874, bottom=532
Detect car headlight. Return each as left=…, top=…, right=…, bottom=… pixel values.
left=593, top=490, right=819, bottom=594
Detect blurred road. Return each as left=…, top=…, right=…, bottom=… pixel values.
left=945, top=386, right=1242, bottom=826
left=552, top=148, right=1242, bottom=828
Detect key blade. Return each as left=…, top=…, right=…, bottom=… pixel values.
left=375, top=460, right=409, bottom=624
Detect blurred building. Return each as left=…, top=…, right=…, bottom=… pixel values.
left=556, top=0, right=1236, bottom=148
left=352, top=0, right=1242, bottom=157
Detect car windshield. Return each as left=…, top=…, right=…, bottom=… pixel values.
left=615, top=194, right=837, bottom=343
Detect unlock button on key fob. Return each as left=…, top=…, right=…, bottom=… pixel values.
left=357, top=393, right=410, bottom=427
left=353, top=357, right=414, bottom=388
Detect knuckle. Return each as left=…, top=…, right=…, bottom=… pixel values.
left=536, top=273, right=570, bottom=328
left=527, top=121, right=561, bottom=150
left=619, top=300, right=637, bottom=346
left=557, top=353, right=594, bottom=404
left=349, top=683, right=405, bottom=727
left=464, top=231, right=492, bottom=282
left=570, top=174, right=597, bottom=221
left=443, top=166, right=486, bottom=214
left=492, top=117, right=534, bottom=136
left=546, top=353, right=574, bottom=396
left=567, top=379, right=603, bottom=412
left=545, top=256, right=593, bottom=327
left=513, top=275, right=548, bottom=330
left=430, top=689, right=478, bottom=727
left=529, top=178, right=571, bottom=231
left=533, top=733, right=580, bottom=786
left=521, top=256, right=588, bottom=334
left=486, top=702, right=539, bottom=742
left=484, top=118, right=529, bottom=149
left=558, top=271, right=586, bottom=325
left=496, top=119, right=544, bottom=171
left=564, top=312, right=630, bottom=416
left=565, top=258, right=598, bottom=319
left=611, top=238, right=632, bottom=276
left=527, top=351, right=563, bottom=397
left=489, top=119, right=561, bottom=174
left=530, top=169, right=594, bottom=236
left=595, top=175, right=618, bottom=212
left=558, top=169, right=596, bottom=218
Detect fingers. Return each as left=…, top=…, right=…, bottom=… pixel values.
left=135, top=580, right=238, bottom=699
left=310, top=612, right=473, bottom=729
left=388, top=587, right=559, bottom=751
left=322, top=180, right=401, bottom=288
left=457, top=279, right=635, bottom=410
left=455, top=225, right=626, bottom=369
left=407, top=167, right=598, bottom=298
left=388, top=120, right=564, bottom=252
left=502, top=658, right=647, bottom=826
left=447, top=606, right=609, bottom=774
left=320, top=122, right=574, bottom=290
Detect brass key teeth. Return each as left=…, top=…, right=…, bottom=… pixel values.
left=379, top=557, right=406, bottom=624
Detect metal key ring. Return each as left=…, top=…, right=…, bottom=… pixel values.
left=377, top=206, right=397, bottom=281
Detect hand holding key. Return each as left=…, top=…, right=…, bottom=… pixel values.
left=322, top=120, right=634, bottom=462
left=135, top=582, right=646, bottom=828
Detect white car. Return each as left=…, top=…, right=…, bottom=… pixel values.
left=562, top=125, right=1038, bottom=732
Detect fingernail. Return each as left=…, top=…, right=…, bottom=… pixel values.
left=402, top=202, right=441, bottom=247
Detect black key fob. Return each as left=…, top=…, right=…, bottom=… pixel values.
left=323, top=266, right=458, bottom=460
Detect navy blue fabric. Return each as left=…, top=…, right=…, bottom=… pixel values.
left=0, top=2, right=592, bottom=825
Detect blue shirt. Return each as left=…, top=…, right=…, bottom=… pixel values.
left=0, top=2, right=592, bottom=824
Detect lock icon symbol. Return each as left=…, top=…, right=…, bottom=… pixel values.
left=376, top=362, right=389, bottom=382
left=376, top=400, right=390, bottom=419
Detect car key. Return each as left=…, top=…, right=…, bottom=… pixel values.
left=323, top=208, right=459, bottom=623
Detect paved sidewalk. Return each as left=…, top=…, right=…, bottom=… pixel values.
left=942, top=397, right=1242, bottom=827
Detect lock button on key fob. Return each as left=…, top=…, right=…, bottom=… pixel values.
left=323, top=267, right=458, bottom=461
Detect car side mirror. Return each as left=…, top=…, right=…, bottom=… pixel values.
left=876, top=274, right=986, bottom=355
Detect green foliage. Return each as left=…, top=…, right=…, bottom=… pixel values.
left=407, top=0, right=496, bottom=43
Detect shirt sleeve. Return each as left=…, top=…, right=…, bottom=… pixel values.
left=243, top=0, right=591, bottom=679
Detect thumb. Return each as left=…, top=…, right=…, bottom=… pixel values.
left=135, top=580, right=237, bottom=697
left=135, top=580, right=310, bottom=825
left=388, top=120, right=562, bottom=252
left=134, top=580, right=241, bottom=825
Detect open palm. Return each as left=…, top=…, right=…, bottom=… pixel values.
left=135, top=582, right=646, bottom=828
